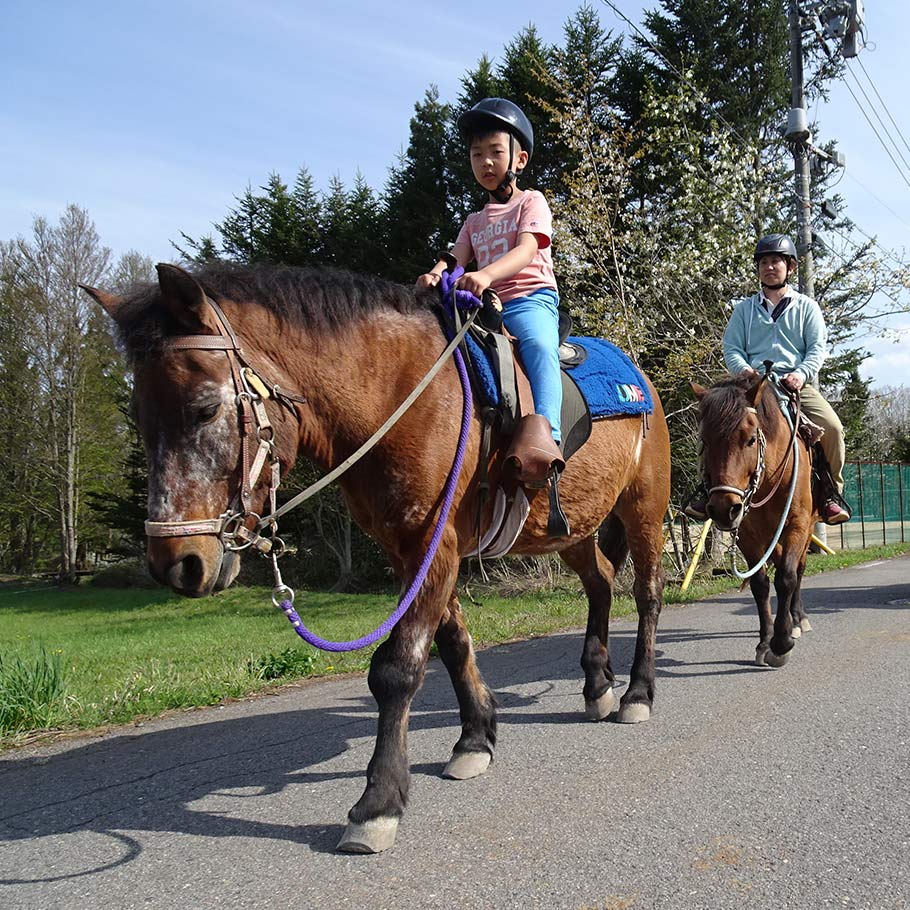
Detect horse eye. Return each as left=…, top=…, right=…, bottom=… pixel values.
left=746, top=435, right=757, bottom=447
left=196, top=403, right=220, bottom=424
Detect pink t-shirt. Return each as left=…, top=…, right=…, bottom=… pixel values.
left=455, top=190, right=558, bottom=303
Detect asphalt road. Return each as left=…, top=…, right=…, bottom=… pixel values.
left=2, top=555, right=908, bottom=910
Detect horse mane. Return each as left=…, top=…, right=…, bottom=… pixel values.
left=699, top=374, right=784, bottom=443
left=113, top=261, right=439, bottom=362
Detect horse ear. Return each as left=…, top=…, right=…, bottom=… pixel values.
left=691, top=382, right=708, bottom=400
left=748, top=376, right=766, bottom=408
left=80, top=285, right=123, bottom=320
left=155, top=263, right=221, bottom=333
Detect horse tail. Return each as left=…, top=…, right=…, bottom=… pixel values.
left=598, top=513, right=628, bottom=574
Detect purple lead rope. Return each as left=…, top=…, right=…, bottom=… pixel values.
left=278, top=340, right=474, bottom=652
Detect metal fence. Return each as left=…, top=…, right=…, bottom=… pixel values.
left=835, top=461, right=910, bottom=549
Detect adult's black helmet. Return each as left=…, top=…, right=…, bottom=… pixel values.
left=754, top=234, right=798, bottom=262
left=457, top=98, right=534, bottom=162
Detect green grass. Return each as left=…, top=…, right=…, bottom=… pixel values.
left=1, top=542, right=907, bottom=747
left=0, top=646, right=67, bottom=734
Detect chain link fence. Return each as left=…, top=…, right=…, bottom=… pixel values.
left=835, top=461, right=910, bottom=549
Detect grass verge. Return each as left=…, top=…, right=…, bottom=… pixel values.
left=2, top=542, right=907, bottom=748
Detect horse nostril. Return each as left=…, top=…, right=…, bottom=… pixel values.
left=165, top=554, right=206, bottom=595
left=729, top=502, right=742, bottom=523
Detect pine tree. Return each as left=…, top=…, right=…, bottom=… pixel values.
left=383, top=87, right=458, bottom=282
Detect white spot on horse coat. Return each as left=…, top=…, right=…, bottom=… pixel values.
left=148, top=381, right=238, bottom=520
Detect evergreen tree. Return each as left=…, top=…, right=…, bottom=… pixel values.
left=383, top=87, right=458, bottom=282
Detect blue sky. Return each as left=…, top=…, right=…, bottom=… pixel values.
left=2, top=0, right=908, bottom=385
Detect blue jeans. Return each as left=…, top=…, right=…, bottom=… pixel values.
left=502, top=287, right=562, bottom=442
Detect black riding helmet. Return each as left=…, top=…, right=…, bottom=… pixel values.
left=457, top=98, right=534, bottom=202
left=754, top=234, right=798, bottom=262
left=754, top=234, right=797, bottom=290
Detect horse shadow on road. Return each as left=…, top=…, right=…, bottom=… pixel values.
left=0, top=627, right=649, bottom=875
left=5, top=573, right=902, bottom=878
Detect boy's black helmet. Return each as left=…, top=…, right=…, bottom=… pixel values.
left=754, top=234, right=798, bottom=262
left=457, top=98, right=534, bottom=162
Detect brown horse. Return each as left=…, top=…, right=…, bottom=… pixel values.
left=84, top=261, right=671, bottom=853
left=692, top=374, right=816, bottom=667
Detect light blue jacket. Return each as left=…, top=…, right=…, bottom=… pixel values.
left=723, top=288, right=827, bottom=385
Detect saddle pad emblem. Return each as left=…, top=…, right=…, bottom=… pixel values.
left=617, top=383, right=645, bottom=403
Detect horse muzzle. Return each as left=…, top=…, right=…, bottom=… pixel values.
left=147, top=536, right=231, bottom=597
left=707, top=492, right=745, bottom=531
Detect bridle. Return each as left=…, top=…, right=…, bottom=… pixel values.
left=707, top=407, right=767, bottom=514
left=706, top=384, right=801, bottom=522
left=143, top=294, right=306, bottom=556
left=143, top=288, right=480, bottom=562
left=704, top=379, right=804, bottom=580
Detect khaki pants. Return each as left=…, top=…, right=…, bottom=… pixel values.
left=798, top=383, right=845, bottom=492
left=695, top=384, right=846, bottom=493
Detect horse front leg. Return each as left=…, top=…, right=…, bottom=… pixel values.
left=764, top=548, right=802, bottom=668
left=337, top=544, right=459, bottom=854
left=749, top=567, right=773, bottom=666
left=559, top=532, right=619, bottom=721
left=434, top=591, right=497, bottom=779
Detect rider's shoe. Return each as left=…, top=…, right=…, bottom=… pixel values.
left=823, top=500, right=851, bottom=525
left=684, top=497, right=708, bottom=521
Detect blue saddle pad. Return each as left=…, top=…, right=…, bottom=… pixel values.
left=464, top=333, right=652, bottom=418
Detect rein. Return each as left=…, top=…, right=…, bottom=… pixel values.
left=726, top=388, right=802, bottom=580
left=149, top=280, right=481, bottom=651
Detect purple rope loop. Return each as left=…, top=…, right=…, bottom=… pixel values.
left=279, top=269, right=474, bottom=652
left=439, top=265, right=484, bottom=313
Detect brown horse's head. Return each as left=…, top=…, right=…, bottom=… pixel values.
left=83, top=264, right=288, bottom=596
left=692, top=374, right=783, bottom=531
left=84, top=261, right=433, bottom=598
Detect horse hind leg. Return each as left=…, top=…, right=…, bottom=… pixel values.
left=434, top=591, right=497, bottom=780
left=559, top=526, right=623, bottom=722
left=790, top=558, right=812, bottom=634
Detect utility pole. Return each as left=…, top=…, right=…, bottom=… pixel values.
left=787, top=0, right=815, bottom=300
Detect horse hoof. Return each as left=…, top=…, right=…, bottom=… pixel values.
left=764, top=649, right=790, bottom=668
left=800, top=618, right=812, bottom=633
left=616, top=702, right=650, bottom=724
left=443, top=751, right=491, bottom=780
left=336, top=816, right=399, bottom=854
left=755, top=644, right=769, bottom=666
left=585, top=688, right=615, bottom=721
left=791, top=625, right=802, bottom=639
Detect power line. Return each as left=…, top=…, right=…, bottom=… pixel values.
left=825, top=223, right=908, bottom=311
left=843, top=171, right=910, bottom=232
left=841, top=61, right=910, bottom=180
left=834, top=69, right=910, bottom=192
left=597, top=0, right=909, bottom=287
left=854, top=55, right=910, bottom=161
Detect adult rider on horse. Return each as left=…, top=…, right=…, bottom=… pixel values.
left=687, top=233, right=851, bottom=525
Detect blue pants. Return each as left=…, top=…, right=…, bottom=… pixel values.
left=502, top=288, right=562, bottom=442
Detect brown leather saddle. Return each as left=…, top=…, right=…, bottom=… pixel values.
left=466, top=302, right=592, bottom=538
